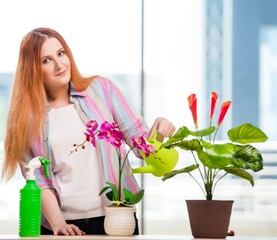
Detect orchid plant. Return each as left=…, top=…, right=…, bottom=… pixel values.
left=72, top=120, right=154, bottom=206
left=161, top=92, right=268, bottom=200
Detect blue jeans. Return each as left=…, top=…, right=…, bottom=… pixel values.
left=40, top=214, right=139, bottom=235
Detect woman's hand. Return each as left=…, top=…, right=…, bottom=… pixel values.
left=52, top=223, right=85, bottom=236
left=41, top=189, right=85, bottom=236
left=146, top=117, right=176, bottom=142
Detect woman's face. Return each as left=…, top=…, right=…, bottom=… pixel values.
left=40, top=37, right=71, bottom=91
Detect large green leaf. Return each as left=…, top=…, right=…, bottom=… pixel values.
left=174, top=139, right=202, bottom=151
left=162, top=164, right=199, bottom=181
left=189, top=126, right=216, bottom=137
left=197, top=150, right=231, bottom=169
left=230, top=145, right=263, bottom=172
left=161, top=126, right=189, bottom=148
left=201, top=140, right=235, bottom=156
left=228, top=123, right=268, bottom=144
left=224, top=167, right=254, bottom=186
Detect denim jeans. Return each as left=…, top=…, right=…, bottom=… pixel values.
left=40, top=214, right=139, bottom=235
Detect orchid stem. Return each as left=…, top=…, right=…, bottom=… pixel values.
left=116, top=149, right=122, bottom=201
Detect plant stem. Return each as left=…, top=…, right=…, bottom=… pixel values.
left=205, top=168, right=213, bottom=200
left=122, top=147, right=133, bottom=170
left=212, top=171, right=228, bottom=196
left=213, top=127, right=219, bottom=144
left=117, top=147, right=133, bottom=201
left=192, top=151, right=205, bottom=183
left=209, top=121, right=212, bottom=142
left=116, top=149, right=122, bottom=201
left=188, top=172, right=206, bottom=197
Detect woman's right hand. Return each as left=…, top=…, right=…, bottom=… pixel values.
left=52, top=223, right=85, bottom=236
left=41, top=188, right=85, bottom=236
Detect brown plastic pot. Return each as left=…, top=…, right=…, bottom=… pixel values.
left=186, top=200, right=234, bottom=238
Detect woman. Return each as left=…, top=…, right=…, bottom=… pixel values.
left=1, top=27, right=175, bottom=236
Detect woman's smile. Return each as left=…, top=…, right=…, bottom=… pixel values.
left=56, top=69, right=67, bottom=77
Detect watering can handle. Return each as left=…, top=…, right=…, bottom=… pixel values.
left=148, top=130, right=159, bottom=143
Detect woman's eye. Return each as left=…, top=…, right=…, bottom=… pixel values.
left=59, top=50, right=65, bottom=56
left=42, top=58, right=50, bottom=64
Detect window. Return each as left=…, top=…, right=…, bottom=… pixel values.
left=260, top=27, right=277, bottom=140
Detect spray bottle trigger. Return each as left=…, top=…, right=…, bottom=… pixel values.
left=38, top=157, right=51, bottom=179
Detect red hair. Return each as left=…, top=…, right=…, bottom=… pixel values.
left=2, top=27, right=95, bottom=180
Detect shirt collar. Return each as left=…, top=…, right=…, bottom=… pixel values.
left=69, top=81, right=87, bottom=97
left=46, top=82, right=87, bottom=112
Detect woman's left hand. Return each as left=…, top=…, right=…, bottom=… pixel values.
left=146, top=117, right=176, bottom=142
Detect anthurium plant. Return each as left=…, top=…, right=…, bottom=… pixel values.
left=161, top=92, right=268, bottom=200
left=72, top=120, right=154, bottom=206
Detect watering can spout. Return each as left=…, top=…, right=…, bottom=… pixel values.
left=132, top=165, right=155, bottom=174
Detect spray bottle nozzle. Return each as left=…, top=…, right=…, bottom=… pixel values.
left=38, top=157, right=51, bottom=179
left=26, top=156, right=51, bottom=180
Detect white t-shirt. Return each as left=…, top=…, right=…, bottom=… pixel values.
left=48, top=104, right=105, bottom=220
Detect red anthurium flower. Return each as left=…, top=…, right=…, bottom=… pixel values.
left=217, top=101, right=232, bottom=127
left=187, top=94, right=198, bottom=127
left=132, top=136, right=155, bottom=158
left=210, top=92, right=218, bottom=122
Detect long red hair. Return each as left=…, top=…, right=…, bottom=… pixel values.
left=2, top=27, right=95, bottom=180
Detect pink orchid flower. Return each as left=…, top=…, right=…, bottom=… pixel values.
left=98, top=121, right=124, bottom=148
left=84, top=131, right=96, bottom=147
left=86, top=120, right=98, bottom=132
left=132, top=136, right=155, bottom=158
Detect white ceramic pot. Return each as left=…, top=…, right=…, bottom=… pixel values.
left=104, top=206, right=135, bottom=236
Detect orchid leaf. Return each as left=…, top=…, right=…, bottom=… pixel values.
left=124, top=189, right=145, bottom=205
left=123, top=188, right=134, bottom=202
left=228, top=123, right=268, bottom=144
left=106, top=191, right=114, bottom=201
left=99, top=186, right=111, bottom=196
left=99, top=182, right=119, bottom=201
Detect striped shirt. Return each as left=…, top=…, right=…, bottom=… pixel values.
left=24, top=76, right=149, bottom=229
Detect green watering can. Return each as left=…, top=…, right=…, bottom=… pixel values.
left=132, top=131, right=179, bottom=177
